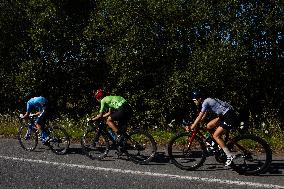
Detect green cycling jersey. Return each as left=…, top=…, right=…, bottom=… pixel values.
left=99, top=96, right=127, bottom=113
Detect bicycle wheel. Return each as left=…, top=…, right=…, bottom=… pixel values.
left=168, top=132, right=207, bottom=170
left=81, top=127, right=110, bottom=160
left=48, top=125, right=70, bottom=155
left=17, top=125, right=38, bottom=151
left=124, top=130, right=157, bottom=164
left=228, top=134, right=272, bottom=175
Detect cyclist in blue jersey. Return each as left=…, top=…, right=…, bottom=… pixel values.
left=188, top=89, right=238, bottom=166
left=20, top=94, right=49, bottom=144
left=91, top=89, right=132, bottom=141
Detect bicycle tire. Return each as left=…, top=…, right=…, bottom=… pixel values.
left=17, top=125, right=38, bottom=151
left=81, top=127, right=110, bottom=160
left=227, top=134, right=272, bottom=175
left=48, top=125, right=70, bottom=155
left=168, top=132, right=207, bottom=170
left=124, top=130, right=157, bottom=164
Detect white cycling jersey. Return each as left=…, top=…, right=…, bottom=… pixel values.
left=201, top=98, right=233, bottom=116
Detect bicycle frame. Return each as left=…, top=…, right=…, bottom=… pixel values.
left=81, top=119, right=157, bottom=164
left=96, top=120, right=117, bottom=144
left=187, top=125, right=211, bottom=147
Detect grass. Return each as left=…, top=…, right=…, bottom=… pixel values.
left=1, top=113, right=284, bottom=154
left=0, top=113, right=21, bottom=138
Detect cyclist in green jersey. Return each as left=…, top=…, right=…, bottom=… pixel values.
left=91, top=89, right=132, bottom=138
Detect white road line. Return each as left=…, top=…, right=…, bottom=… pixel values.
left=0, top=155, right=283, bottom=189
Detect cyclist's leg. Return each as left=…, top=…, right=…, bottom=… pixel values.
left=106, top=116, right=119, bottom=133
left=35, top=111, right=48, bottom=143
left=110, top=104, right=132, bottom=135
left=213, top=126, right=235, bottom=166
left=216, top=111, right=238, bottom=166
left=212, top=126, right=227, bottom=149
left=206, top=117, right=220, bottom=130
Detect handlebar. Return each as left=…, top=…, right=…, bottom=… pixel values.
left=18, top=114, right=38, bottom=123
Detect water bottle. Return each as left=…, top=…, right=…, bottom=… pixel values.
left=108, top=129, right=117, bottom=140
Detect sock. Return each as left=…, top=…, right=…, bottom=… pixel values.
left=222, top=147, right=233, bottom=157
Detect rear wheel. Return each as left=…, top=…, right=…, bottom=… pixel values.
left=124, top=130, right=157, bottom=164
left=228, top=134, right=272, bottom=175
left=168, top=132, right=207, bottom=170
left=81, top=128, right=110, bottom=160
left=48, top=125, right=70, bottom=155
left=18, top=124, right=38, bottom=151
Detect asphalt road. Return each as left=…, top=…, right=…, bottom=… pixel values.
left=0, top=138, right=284, bottom=189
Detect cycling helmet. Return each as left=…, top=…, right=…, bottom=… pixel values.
left=191, top=89, right=207, bottom=100
left=24, top=91, right=35, bottom=100
left=93, top=89, right=104, bottom=100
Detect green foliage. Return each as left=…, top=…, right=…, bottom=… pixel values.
left=0, top=0, right=284, bottom=131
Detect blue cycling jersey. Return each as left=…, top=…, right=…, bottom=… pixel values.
left=26, top=96, right=48, bottom=113
left=201, top=98, right=233, bottom=116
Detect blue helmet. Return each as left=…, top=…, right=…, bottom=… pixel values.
left=191, top=89, right=207, bottom=100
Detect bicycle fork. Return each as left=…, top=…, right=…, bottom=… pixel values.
left=184, top=132, right=197, bottom=154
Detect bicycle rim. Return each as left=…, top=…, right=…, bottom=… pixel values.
left=125, top=130, right=157, bottom=164
left=168, top=132, right=206, bottom=170
left=81, top=128, right=109, bottom=160
left=48, top=125, right=70, bottom=155
left=18, top=125, right=38, bottom=151
left=228, top=134, right=272, bottom=175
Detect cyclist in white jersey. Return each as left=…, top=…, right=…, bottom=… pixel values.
left=188, top=89, right=237, bottom=166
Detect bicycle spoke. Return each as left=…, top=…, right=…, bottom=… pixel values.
left=125, top=130, right=157, bottom=164
left=48, top=126, right=70, bottom=155
left=18, top=125, right=38, bottom=151
left=81, top=128, right=109, bottom=160
left=168, top=132, right=206, bottom=170
left=229, top=134, right=272, bottom=175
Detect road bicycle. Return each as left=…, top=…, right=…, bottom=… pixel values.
left=81, top=119, right=157, bottom=164
left=17, top=114, right=70, bottom=155
left=167, top=122, right=272, bottom=175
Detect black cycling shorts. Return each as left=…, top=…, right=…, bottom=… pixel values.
left=110, top=103, right=132, bottom=130
left=220, top=109, right=237, bottom=130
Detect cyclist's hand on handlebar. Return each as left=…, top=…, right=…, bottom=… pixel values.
left=29, top=113, right=36, bottom=117
left=87, top=118, right=95, bottom=123
left=19, top=114, right=25, bottom=119
left=185, top=125, right=192, bottom=132
left=188, top=123, right=197, bottom=131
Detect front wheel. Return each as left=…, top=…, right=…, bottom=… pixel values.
left=81, top=128, right=110, bottom=160
left=228, top=134, right=272, bottom=175
left=168, top=132, right=207, bottom=170
left=124, top=130, right=157, bottom=164
left=48, top=125, right=70, bottom=155
left=17, top=124, right=38, bottom=151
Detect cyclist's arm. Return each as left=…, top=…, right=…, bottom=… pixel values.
left=93, top=112, right=103, bottom=120
left=22, top=112, right=29, bottom=119
left=93, top=108, right=111, bottom=120
left=102, top=108, right=112, bottom=118
left=92, top=100, right=105, bottom=120
left=22, top=102, right=31, bottom=119
left=33, top=111, right=42, bottom=116
left=190, top=111, right=206, bottom=130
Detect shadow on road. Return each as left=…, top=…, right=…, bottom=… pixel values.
left=67, top=147, right=84, bottom=155
left=63, top=145, right=284, bottom=176
left=151, top=152, right=171, bottom=165
left=150, top=152, right=284, bottom=176
left=265, top=160, right=284, bottom=176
